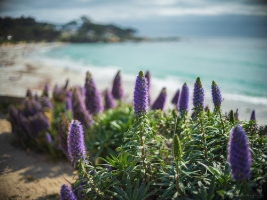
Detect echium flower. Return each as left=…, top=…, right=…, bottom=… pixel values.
left=41, top=96, right=53, bottom=109
left=23, top=98, right=42, bottom=117
left=26, top=89, right=33, bottom=98
left=151, top=87, right=167, bottom=111
left=53, top=84, right=60, bottom=98
left=29, top=112, right=50, bottom=137
left=171, top=89, right=180, bottom=106
left=250, top=110, right=256, bottom=121
left=84, top=71, right=103, bottom=114
left=72, top=88, right=93, bottom=128
left=193, top=77, right=204, bottom=112
left=8, top=105, right=19, bottom=133
left=45, top=132, right=52, bottom=144
left=145, top=71, right=151, bottom=104
left=60, top=184, right=77, bottom=200
left=67, top=120, right=87, bottom=166
left=58, top=113, right=70, bottom=158
left=133, top=71, right=148, bottom=116
left=211, top=80, right=222, bottom=109
left=104, top=89, right=116, bottom=110
left=18, top=113, right=31, bottom=136
left=43, top=83, right=49, bottom=97
left=228, top=125, right=251, bottom=180
left=65, top=90, right=73, bottom=111
left=112, top=70, right=123, bottom=100
left=178, top=83, right=189, bottom=113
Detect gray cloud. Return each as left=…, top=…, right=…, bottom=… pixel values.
left=0, top=0, right=266, bottom=37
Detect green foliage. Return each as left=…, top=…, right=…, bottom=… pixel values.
left=72, top=107, right=267, bottom=199
left=85, top=104, right=134, bottom=164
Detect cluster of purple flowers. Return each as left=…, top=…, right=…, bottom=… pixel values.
left=178, top=83, right=189, bottom=112
left=8, top=105, right=19, bottom=134
left=72, top=88, right=93, bottom=128
left=41, top=96, right=53, bottom=109
left=133, top=71, right=148, bottom=116
left=151, top=87, right=167, bottom=111
left=8, top=94, right=51, bottom=140
left=26, top=89, right=33, bottom=98
left=228, top=125, right=251, bottom=180
left=29, top=112, right=50, bottom=137
left=67, top=120, right=87, bottom=165
left=193, top=77, right=204, bottom=112
left=145, top=71, right=151, bottom=104
left=65, top=90, right=73, bottom=111
left=43, top=83, right=49, bottom=97
left=84, top=71, right=103, bottom=114
left=23, top=98, right=42, bottom=117
left=171, top=89, right=180, bottom=106
left=250, top=110, right=256, bottom=121
left=112, top=70, right=124, bottom=100
left=104, top=89, right=116, bottom=110
left=211, top=80, right=222, bottom=108
left=60, top=184, right=77, bottom=200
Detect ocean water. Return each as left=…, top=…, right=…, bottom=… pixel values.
left=34, top=37, right=267, bottom=106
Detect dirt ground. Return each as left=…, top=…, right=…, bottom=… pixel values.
left=0, top=114, right=75, bottom=200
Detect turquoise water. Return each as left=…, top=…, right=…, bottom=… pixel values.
left=36, top=37, right=267, bottom=105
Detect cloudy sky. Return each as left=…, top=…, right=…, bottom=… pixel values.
left=1, top=0, right=267, bottom=37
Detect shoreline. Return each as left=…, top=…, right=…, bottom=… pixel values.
left=0, top=43, right=266, bottom=125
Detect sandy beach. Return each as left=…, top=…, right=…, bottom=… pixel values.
left=0, top=113, right=74, bottom=200
left=0, top=43, right=266, bottom=125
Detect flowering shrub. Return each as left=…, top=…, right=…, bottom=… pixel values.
left=6, top=70, right=267, bottom=199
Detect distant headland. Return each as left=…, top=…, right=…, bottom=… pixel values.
left=0, top=16, right=181, bottom=44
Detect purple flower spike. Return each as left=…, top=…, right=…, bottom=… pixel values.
left=72, top=88, right=93, bottom=128
left=23, top=98, right=42, bottom=117
left=68, top=120, right=87, bottom=165
left=58, top=113, right=70, bottom=158
left=134, top=71, right=148, bottom=116
left=112, top=70, right=124, bottom=100
left=53, top=84, right=64, bottom=102
left=171, top=89, right=180, bottom=106
left=26, top=89, right=33, bottom=98
left=193, top=77, right=204, bottom=112
left=8, top=105, right=19, bottom=133
left=178, top=83, right=189, bottom=112
left=29, top=113, right=50, bottom=137
left=43, top=83, right=49, bottom=97
left=84, top=71, right=103, bottom=114
left=211, top=81, right=222, bottom=108
left=53, top=84, right=60, bottom=97
left=34, top=94, right=39, bottom=101
left=104, top=89, right=116, bottom=110
left=250, top=110, right=256, bottom=121
left=78, top=86, right=85, bottom=98
left=145, top=71, right=151, bottom=104
left=45, top=132, right=52, bottom=144
left=18, top=113, right=31, bottom=136
left=65, top=90, right=73, bottom=111
left=151, top=87, right=167, bottom=111
left=60, top=184, right=77, bottom=200
left=228, top=125, right=251, bottom=181
left=41, top=96, right=53, bottom=109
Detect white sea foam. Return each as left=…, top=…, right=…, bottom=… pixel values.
left=31, top=48, right=267, bottom=107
